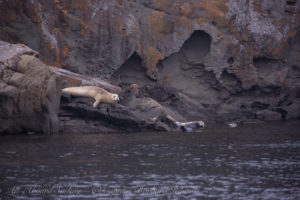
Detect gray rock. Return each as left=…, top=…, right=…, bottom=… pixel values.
left=256, top=110, right=282, bottom=121
left=1, top=0, right=300, bottom=127
left=59, top=83, right=205, bottom=133
left=0, top=43, right=61, bottom=134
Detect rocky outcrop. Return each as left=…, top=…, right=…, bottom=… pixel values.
left=0, top=42, right=61, bottom=134
left=0, top=0, right=299, bottom=80
left=0, top=0, right=299, bottom=126
left=59, top=83, right=204, bottom=133
left=0, top=41, right=205, bottom=134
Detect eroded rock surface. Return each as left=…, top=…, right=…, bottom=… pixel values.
left=59, top=83, right=204, bottom=133
left=0, top=0, right=299, bottom=127
left=0, top=42, right=61, bottom=134
left=1, top=0, right=299, bottom=80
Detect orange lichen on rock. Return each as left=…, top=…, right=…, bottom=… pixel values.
left=153, top=0, right=168, bottom=11
left=136, top=41, right=142, bottom=50
left=252, top=0, right=263, bottom=13
left=224, top=38, right=239, bottom=57
left=197, top=0, right=229, bottom=28
left=79, top=18, right=89, bottom=37
left=271, top=42, right=289, bottom=58
left=176, top=16, right=193, bottom=38
left=117, top=0, right=123, bottom=6
left=179, top=2, right=193, bottom=16
left=63, top=76, right=82, bottom=87
left=288, top=29, right=297, bottom=39
left=144, top=47, right=164, bottom=68
left=142, top=47, right=164, bottom=80
left=162, top=75, right=171, bottom=84
left=149, top=11, right=165, bottom=39
left=216, top=34, right=224, bottom=41
left=72, top=1, right=87, bottom=13
left=63, top=46, right=71, bottom=58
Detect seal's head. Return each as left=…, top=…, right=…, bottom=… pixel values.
left=111, top=94, right=119, bottom=102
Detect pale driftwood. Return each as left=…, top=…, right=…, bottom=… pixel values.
left=49, top=66, right=122, bottom=94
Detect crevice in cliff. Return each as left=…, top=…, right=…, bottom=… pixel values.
left=227, top=57, right=235, bottom=64
left=180, top=30, right=212, bottom=64
left=253, top=57, right=287, bottom=91
left=154, top=30, right=225, bottom=120
left=286, top=0, right=296, bottom=6
left=253, top=57, right=282, bottom=64
left=286, top=0, right=297, bottom=13
left=220, top=70, right=242, bottom=94
left=111, top=52, right=151, bottom=88
left=285, top=65, right=300, bottom=98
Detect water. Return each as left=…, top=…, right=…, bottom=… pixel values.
left=0, top=121, right=300, bottom=199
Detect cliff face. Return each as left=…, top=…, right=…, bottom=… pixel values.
left=1, top=0, right=300, bottom=123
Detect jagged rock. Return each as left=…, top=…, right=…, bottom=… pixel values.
left=0, top=42, right=61, bottom=134
left=0, top=0, right=299, bottom=125
left=285, top=100, right=300, bottom=120
left=255, top=110, right=283, bottom=121
left=1, top=0, right=299, bottom=83
left=59, top=83, right=205, bottom=133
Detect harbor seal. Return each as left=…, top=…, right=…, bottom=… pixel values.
left=62, top=86, right=119, bottom=108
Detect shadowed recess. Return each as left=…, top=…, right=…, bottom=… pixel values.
left=180, top=30, right=212, bottom=63
left=111, top=52, right=150, bottom=88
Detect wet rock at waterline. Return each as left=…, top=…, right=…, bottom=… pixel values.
left=0, top=42, right=61, bottom=134
left=59, top=84, right=205, bottom=133
left=0, top=0, right=300, bottom=134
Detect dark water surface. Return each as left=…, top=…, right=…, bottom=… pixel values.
left=1, top=121, right=300, bottom=199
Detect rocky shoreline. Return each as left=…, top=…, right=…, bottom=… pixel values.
left=0, top=42, right=299, bottom=134
left=0, top=1, right=300, bottom=134
left=0, top=42, right=61, bottom=134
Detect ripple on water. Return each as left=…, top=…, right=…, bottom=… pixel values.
left=0, top=126, right=300, bottom=199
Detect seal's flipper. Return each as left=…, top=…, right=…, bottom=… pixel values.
left=93, top=99, right=101, bottom=108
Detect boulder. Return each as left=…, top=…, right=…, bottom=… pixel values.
left=60, top=84, right=204, bottom=133
left=0, top=42, right=61, bottom=134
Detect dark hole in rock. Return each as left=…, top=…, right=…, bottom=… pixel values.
left=285, top=9, right=294, bottom=14
left=286, top=0, right=296, bottom=5
left=253, top=57, right=280, bottom=66
left=201, top=103, right=210, bottom=108
left=227, top=57, right=234, bottom=64
left=211, top=20, right=216, bottom=25
left=180, top=30, right=212, bottom=63
left=277, top=94, right=291, bottom=107
left=253, top=57, right=285, bottom=89
left=240, top=104, right=249, bottom=109
left=251, top=102, right=270, bottom=110
left=220, top=70, right=242, bottom=94
left=273, top=108, right=288, bottom=119
left=111, top=52, right=150, bottom=87
left=284, top=66, right=300, bottom=97
left=152, top=71, right=157, bottom=80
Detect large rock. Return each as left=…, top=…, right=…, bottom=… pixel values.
left=0, top=42, right=61, bottom=134
left=1, top=0, right=299, bottom=81
left=0, top=0, right=299, bottom=123
left=59, top=84, right=204, bottom=133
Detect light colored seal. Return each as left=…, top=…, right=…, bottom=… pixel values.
left=175, top=121, right=205, bottom=132
left=62, top=86, right=119, bottom=108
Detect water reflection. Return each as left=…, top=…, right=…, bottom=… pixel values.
left=0, top=121, right=300, bottom=199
